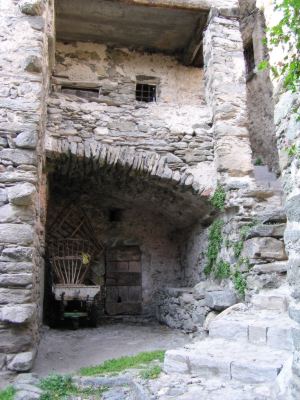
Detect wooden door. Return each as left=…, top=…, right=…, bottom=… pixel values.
left=105, top=246, right=142, bottom=315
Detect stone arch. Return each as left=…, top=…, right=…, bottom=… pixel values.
left=45, top=137, right=211, bottom=196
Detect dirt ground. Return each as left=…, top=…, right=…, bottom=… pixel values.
left=33, top=322, right=191, bottom=377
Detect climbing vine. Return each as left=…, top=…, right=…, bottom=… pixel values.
left=258, top=0, right=300, bottom=93
left=210, top=185, right=226, bottom=211
left=205, top=220, right=256, bottom=297
left=204, top=219, right=224, bottom=276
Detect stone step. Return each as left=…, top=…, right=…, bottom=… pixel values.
left=164, top=338, right=289, bottom=384
left=158, top=378, right=272, bottom=400
left=208, top=309, right=297, bottom=350
left=251, top=285, right=291, bottom=312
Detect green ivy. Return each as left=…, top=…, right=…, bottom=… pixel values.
left=204, top=219, right=224, bottom=276
left=204, top=220, right=256, bottom=297
left=210, top=185, right=226, bottom=211
left=232, top=269, right=247, bottom=297
left=214, top=259, right=231, bottom=279
left=259, top=0, right=300, bottom=93
left=285, top=143, right=300, bottom=159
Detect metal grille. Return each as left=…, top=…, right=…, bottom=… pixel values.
left=136, top=83, right=156, bottom=102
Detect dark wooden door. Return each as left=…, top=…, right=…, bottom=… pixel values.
left=105, top=246, right=142, bottom=315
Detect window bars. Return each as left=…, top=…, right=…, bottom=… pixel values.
left=136, top=83, right=157, bottom=102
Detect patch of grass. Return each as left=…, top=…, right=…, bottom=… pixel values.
left=0, top=387, right=15, bottom=400
left=39, top=374, right=106, bottom=400
left=140, top=365, right=162, bottom=380
left=80, top=350, right=166, bottom=376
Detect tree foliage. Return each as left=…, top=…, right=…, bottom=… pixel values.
left=259, top=0, right=300, bottom=92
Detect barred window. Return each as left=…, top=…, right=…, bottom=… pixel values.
left=136, top=83, right=156, bottom=102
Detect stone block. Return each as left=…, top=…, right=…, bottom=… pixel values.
left=0, top=273, right=32, bottom=287
left=252, top=294, right=288, bottom=312
left=8, top=183, right=36, bottom=206
left=209, top=319, right=248, bottom=340
left=0, top=288, right=31, bottom=305
left=0, top=149, right=37, bottom=166
left=215, top=137, right=253, bottom=177
left=0, top=224, right=33, bottom=245
left=248, top=325, right=266, bottom=345
left=1, top=247, right=34, bottom=262
left=0, top=329, right=32, bottom=353
left=252, top=261, right=287, bottom=274
left=289, top=302, right=300, bottom=324
left=0, top=188, right=7, bottom=206
left=205, top=290, right=237, bottom=311
left=7, top=351, right=35, bottom=372
left=0, top=304, right=35, bottom=324
left=19, top=0, right=43, bottom=16
left=230, top=360, right=282, bottom=384
left=15, top=131, right=37, bottom=149
left=0, top=204, right=34, bottom=223
left=0, top=262, right=33, bottom=274
left=164, top=349, right=189, bottom=374
left=247, top=224, right=286, bottom=239
left=267, top=326, right=293, bottom=351
left=242, top=237, right=287, bottom=261
left=285, top=190, right=300, bottom=223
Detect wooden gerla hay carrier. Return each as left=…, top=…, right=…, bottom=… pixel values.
left=47, top=203, right=104, bottom=329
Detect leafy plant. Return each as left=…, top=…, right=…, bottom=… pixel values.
left=259, top=0, right=300, bottom=93
left=0, top=387, right=15, bottom=400
left=214, top=259, right=231, bottom=279
left=80, top=350, right=165, bottom=376
left=210, top=185, right=226, bottom=211
left=140, top=365, right=162, bottom=380
left=285, top=143, right=300, bottom=158
left=232, top=269, right=247, bottom=297
left=233, top=240, right=244, bottom=258
left=254, top=157, right=263, bottom=165
left=39, top=375, right=106, bottom=400
left=204, top=219, right=224, bottom=276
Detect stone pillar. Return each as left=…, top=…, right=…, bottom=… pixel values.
left=0, top=0, right=51, bottom=379
left=204, top=9, right=253, bottom=182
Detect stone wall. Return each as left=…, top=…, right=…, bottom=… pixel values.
left=240, top=3, right=279, bottom=172
left=256, top=1, right=300, bottom=397
left=46, top=42, right=215, bottom=191
left=0, top=0, right=52, bottom=380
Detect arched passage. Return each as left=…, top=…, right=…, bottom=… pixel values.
left=43, top=151, right=215, bottom=325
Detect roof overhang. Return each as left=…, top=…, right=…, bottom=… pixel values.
left=55, top=0, right=209, bottom=66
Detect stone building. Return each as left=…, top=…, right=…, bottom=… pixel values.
left=0, top=0, right=299, bottom=397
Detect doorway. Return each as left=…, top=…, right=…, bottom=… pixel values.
left=105, top=246, right=142, bottom=315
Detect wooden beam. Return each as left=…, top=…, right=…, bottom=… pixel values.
left=121, top=0, right=211, bottom=11
left=182, top=14, right=208, bottom=67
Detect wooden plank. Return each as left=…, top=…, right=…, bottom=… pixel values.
left=106, top=272, right=141, bottom=286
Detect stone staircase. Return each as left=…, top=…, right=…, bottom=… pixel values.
left=163, top=285, right=295, bottom=399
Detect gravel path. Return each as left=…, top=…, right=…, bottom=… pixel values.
left=33, top=322, right=191, bottom=377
